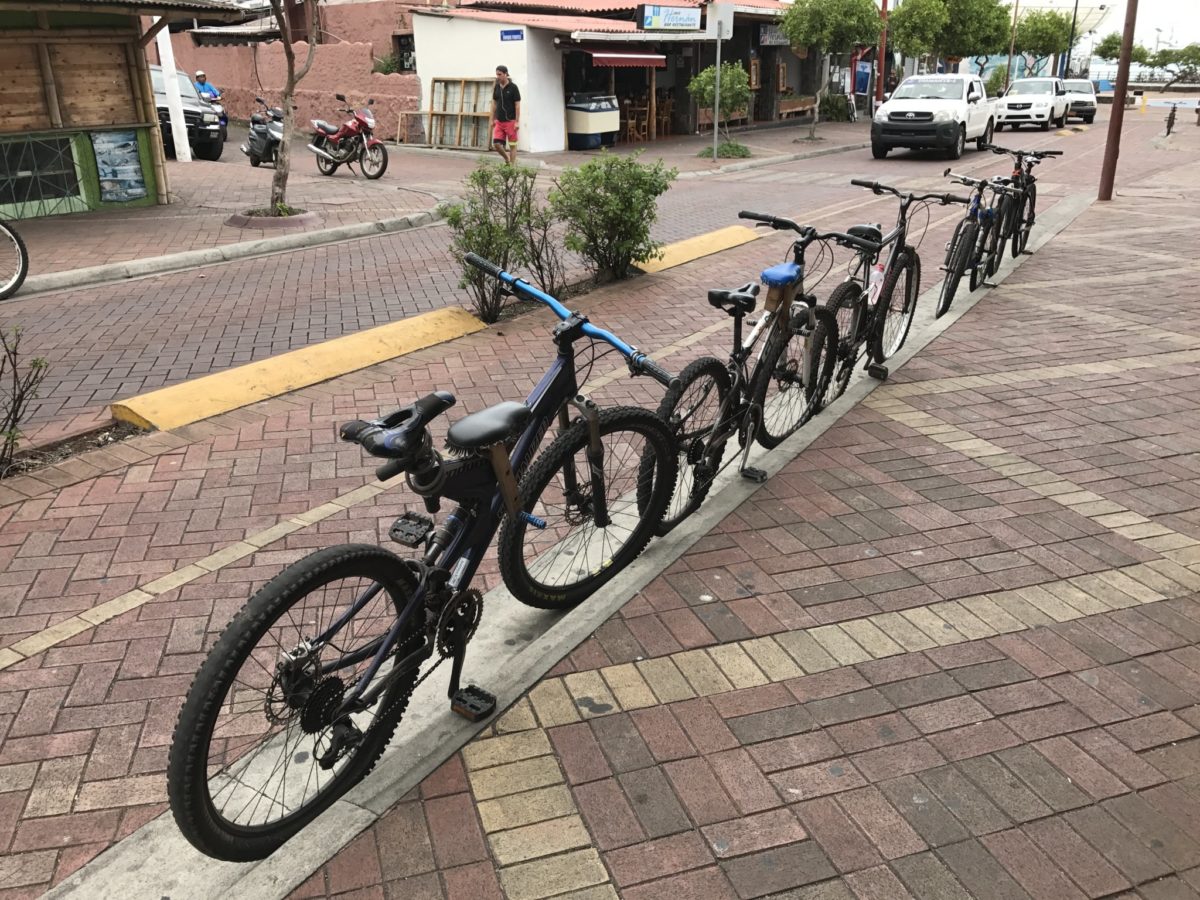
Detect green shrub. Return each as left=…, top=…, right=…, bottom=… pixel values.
left=0, top=328, right=48, bottom=474
left=372, top=53, right=403, bottom=75
left=986, top=65, right=1008, bottom=98
left=446, top=164, right=538, bottom=323
left=550, top=152, right=677, bottom=281
left=697, top=140, right=752, bottom=159
left=688, top=62, right=752, bottom=141
left=819, top=92, right=853, bottom=122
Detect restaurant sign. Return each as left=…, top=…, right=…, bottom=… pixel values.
left=759, top=23, right=790, bottom=46
left=638, top=4, right=702, bottom=30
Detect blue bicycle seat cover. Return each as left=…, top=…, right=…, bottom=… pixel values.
left=760, top=261, right=801, bottom=287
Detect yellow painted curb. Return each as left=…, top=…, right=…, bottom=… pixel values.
left=636, top=225, right=761, bottom=275
left=112, top=306, right=486, bottom=431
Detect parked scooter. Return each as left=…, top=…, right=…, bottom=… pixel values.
left=306, top=94, right=388, bottom=179
left=241, top=97, right=284, bottom=168
left=202, top=92, right=228, bottom=142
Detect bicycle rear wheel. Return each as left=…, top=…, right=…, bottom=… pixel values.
left=872, top=247, right=921, bottom=359
left=750, top=303, right=837, bottom=450
left=500, top=406, right=677, bottom=609
left=969, top=218, right=992, bottom=292
left=169, top=545, right=422, bottom=861
left=0, top=220, right=29, bottom=301
left=649, top=357, right=731, bottom=535
left=823, top=281, right=863, bottom=404
left=936, top=222, right=975, bottom=319
left=1011, top=183, right=1036, bottom=258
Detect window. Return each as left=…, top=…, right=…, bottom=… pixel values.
left=0, top=135, right=84, bottom=217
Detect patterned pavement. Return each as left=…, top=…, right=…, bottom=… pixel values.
left=0, top=117, right=1194, bottom=897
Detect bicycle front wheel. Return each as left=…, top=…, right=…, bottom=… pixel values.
left=1011, top=183, right=1036, bottom=258
left=750, top=304, right=837, bottom=450
left=824, top=281, right=864, bottom=404
left=969, top=218, right=992, bottom=292
left=649, top=357, right=731, bottom=535
left=0, top=221, right=29, bottom=302
left=168, top=545, right=422, bottom=861
left=500, top=406, right=677, bottom=609
left=873, top=248, right=921, bottom=358
left=937, top=222, right=974, bottom=319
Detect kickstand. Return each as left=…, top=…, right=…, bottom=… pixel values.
left=446, top=632, right=496, bottom=723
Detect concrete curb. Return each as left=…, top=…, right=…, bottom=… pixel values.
left=16, top=206, right=451, bottom=298
left=675, top=139, right=872, bottom=179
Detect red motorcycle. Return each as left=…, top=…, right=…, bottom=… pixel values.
left=306, top=93, right=388, bottom=179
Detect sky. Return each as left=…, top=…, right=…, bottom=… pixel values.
left=1015, top=0, right=1200, bottom=48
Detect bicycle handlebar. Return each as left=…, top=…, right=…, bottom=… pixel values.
left=850, top=179, right=968, bottom=206
left=738, top=210, right=801, bottom=232
left=463, top=252, right=679, bottom=389
left=986, top=144, right=1064, bottom=159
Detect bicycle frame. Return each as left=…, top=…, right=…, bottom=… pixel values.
left=316, top=276, right=660, bottom=715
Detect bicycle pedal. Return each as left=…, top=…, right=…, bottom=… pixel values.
left=740, top=466, right=768, bottom=483
left=389, top=511, right=434, bottom=548
left=867, top=363, right=889, bottom=381
left=451, top=685, right=497, bottom=722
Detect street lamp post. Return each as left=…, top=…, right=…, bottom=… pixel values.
left=1063, top=0, right=1080, bottom=77
left=1005, top=0, right=1021, bottom=90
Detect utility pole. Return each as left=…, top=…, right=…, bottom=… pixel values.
left=1005, top=0, right=1020, bottom=90
left=713, top=17, right=723, bottom=161
left=876, top=0, right=888, bottom=105
left=1063, top=0, right=1080, bottom=77
left=1098, top=0, right=1138, bottom=201
left=154, top=18, right=191, bottom=162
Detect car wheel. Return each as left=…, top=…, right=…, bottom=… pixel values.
left=871, top=142, right=889, bottom=159
left=1055, top=108, right=1066, bottom=128
left=194, top=141, right=223, bottom=162
left=1041, top=118, right=1051, bottom=131
left=1084, top=115, right=1094, bottom=124
left=994, top=122, right=1004, bottom=132
left=249, top=154, right=262, bottom=167
left=219, top=125, right=228, bottom=143
left=945, top=126, right=965, bottom=160
left=976, top=119, right=994, bottom=149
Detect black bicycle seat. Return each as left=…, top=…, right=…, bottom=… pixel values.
left=848, top=223, right=883, bottom=244
left=446, top=401, right=531, bottom=452
left=708, top=282, right=759, bottom=316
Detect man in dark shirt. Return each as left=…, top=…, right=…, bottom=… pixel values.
left=491, top=65, right=522, bottom=164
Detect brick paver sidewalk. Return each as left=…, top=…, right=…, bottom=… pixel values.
left=285, top=152, right=1200, bottom=897
left=0, top=119, right=1192, bottom=898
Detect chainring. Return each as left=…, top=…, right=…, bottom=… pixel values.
left=436, top=589, right=484, bottom=659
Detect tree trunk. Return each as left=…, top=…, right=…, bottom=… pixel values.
left=809, top=83, right=824, bottom=139
left=267, top=0, right=318, bottom=215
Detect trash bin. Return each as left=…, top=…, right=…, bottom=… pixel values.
left=566, top=93, right=620, bottom=150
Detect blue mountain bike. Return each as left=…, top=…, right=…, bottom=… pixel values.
left=168, top=253, right=679, bottom=861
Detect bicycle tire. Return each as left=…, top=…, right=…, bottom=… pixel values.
left=823, top=281, right=863, bottom=404
left=872, top=247, right=921, bottom=358
left=649, top=357, right=731, bottom=535
left=500, top=406, right=677, bottom=609
left=1020, top=182, right=1037, bottom=253
left=969, top=218, right=992, bottom=292
left=1011, top=182, right=1036, bottom=258
left=169, top=544, right=421, bottom=862
left=985, top=202, right=1007, bottom=277
left=936, top=221, right=975, bottom=319
left=0, top=220, right=29, bottom=302
left=749, top=303, right=837, bottom=450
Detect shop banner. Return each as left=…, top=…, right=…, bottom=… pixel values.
left=759, top=24, right=789, bottom=46
left=855, top=61, right=872, bottom=95
left=91, top=131, right=147, bottom=203
left=639, top=4, right=701, bottom=30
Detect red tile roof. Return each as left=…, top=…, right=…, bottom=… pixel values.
left=417, top=7, right=639, bottom=31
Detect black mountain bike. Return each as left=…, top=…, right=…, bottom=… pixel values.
left=819, top=179, right=966, bottom=402
left=646, top=213, right=839, bottom=532
left=168, top=253, right=680, bottom=861
left=935, top=169, right=1022, bottom=318
left=986, top=143, right=1063, bottom=258
left=0, top=220, right=28, bottom=301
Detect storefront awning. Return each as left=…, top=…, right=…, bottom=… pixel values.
left=577, top=48, right=667, bottom=68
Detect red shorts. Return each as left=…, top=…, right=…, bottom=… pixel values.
left=493, top=120, right=518, bottom=144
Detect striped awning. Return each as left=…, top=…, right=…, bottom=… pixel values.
left=578, top=48, right=667, bottom=67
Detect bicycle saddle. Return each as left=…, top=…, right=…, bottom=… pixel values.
left=446, top=401, right=531, bottom=452
left=847, top=223, right=883, bottom=244
left=708, top=282, right=759, bottom=316
left=760, top=262, right=802, bottom=287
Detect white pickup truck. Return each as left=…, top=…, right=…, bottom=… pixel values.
left=995, top=77, right=1070, bottom=131
left=871, top=72, right=997, bottom=160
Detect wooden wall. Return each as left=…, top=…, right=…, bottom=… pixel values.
left=0, top=22, right=140, bottom=135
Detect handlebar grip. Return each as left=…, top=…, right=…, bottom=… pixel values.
left=632, top=354, right=680, bottom=390
left=376, top=458, right=406, bottom=482
left=339, top=420, right=377, bottom=442
left=738, top=211, right=777, bottom=225
left=1043, top=150, right=1064, bottom=157
left=945, top=194, right=972, bottom=205
left=464, top=252, right=503, bottom=279
left=850, top=179, right=879, bottom=192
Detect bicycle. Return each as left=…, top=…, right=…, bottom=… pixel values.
left=1165, top=102, right=1178, bottom=137
left=645, top=213, right=840, bottom=532
left=935, top=169, right=1022, bottom=318
left=0, top=219, right=29, bottom=301
left=819, top=179, right=966, bottom=403
left=985, top=143, right=1063, bottom=259
left=168, top=252, right=680, bottom=861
